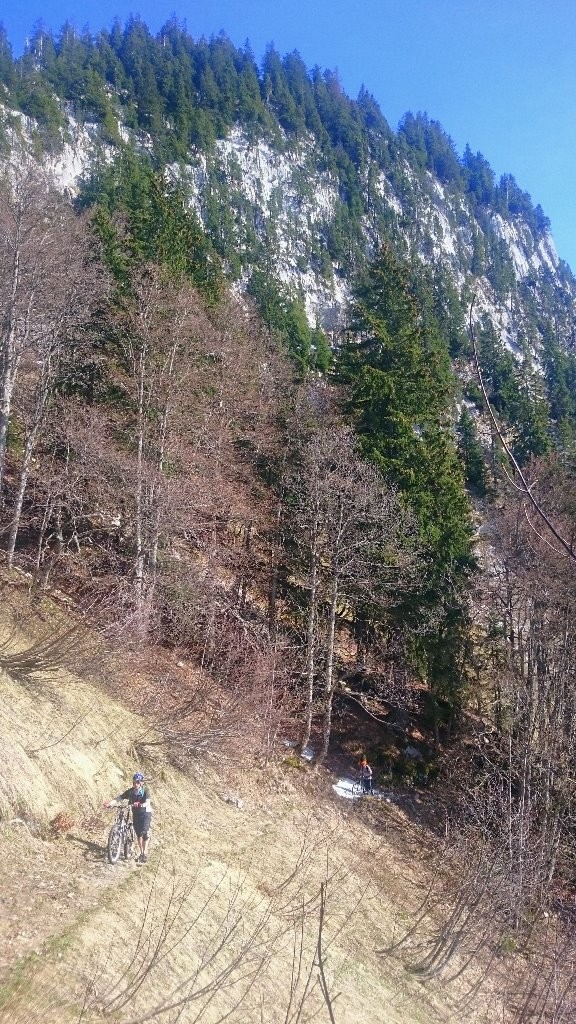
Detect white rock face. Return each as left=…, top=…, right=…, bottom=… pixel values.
left=180, top=128, right=351, bottom=328
left=2, top=106, right=572, bottom=356
left=47, top=120, right=98, bottom=191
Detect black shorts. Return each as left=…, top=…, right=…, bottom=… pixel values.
left=133, top=812, right=152, bottom=839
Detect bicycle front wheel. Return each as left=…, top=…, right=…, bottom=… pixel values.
left=124, top=824, right=134, bottom=860
left=107, top=824, right=123, bottom=864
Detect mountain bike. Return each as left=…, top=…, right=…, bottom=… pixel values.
left=351, top=772, right=373, bottom=796
left=107, top=804, right=135, bottom=864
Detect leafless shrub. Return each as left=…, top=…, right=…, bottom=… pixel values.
left=0, top=614, right=105, bottom=684
left=81, top=814, right=104, bottom=834
left=48, top=811, right=74, bottom=837
left=119, top=605, right=297, bottom=767
left=504, top=920, right=576, bottom=1024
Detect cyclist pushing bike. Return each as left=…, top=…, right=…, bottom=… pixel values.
left=358, top=757, right=373, bottom=794
left=104, top=772, right=152, bottom=863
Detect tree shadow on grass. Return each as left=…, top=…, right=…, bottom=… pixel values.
left=66, top=833, right=108, bottom=862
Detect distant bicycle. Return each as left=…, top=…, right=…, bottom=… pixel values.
left=107, top=804, right=135, bottom=864
left=351, top=768, right=374, bottom=797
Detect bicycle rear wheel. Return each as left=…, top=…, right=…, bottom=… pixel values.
left=124, top=824, right=134, bottom=860
left=107, top=823, right=123, bottom=864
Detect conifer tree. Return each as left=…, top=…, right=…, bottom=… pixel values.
left=84, top=152, right=223, bottom=302
left=338, top=244, right=476, bottom=721
left=457, top=408, right=489, bottom=495
left=0, top=26, right=15, bottom=89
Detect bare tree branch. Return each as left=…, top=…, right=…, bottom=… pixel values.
left=469, top=296, right=576, bottom=563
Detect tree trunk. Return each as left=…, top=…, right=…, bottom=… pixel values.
left=298, top=541, right=319, bottom=756
left=317, top=571, right=338, bottom=766
left=133, top=341, right=148, bottom=628
left=0, top=326, right=22, bottom=498
left=6, top=432, right=36, bottom=567
left=6, top=382, right=49, bottom=566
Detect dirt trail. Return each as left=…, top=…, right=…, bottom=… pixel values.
left=0, top=819, right=124, bottom=976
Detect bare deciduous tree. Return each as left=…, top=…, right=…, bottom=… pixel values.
left=385, top=455, right=576, bottom=1017
left=288, top=420, right=418, bottom=762
left=0, top=160, right=108, bottom=516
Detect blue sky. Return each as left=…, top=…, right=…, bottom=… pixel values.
left=3, top=0, right=576, bottom=270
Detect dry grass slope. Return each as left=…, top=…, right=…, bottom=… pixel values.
left=0, top=587, right=502, bottom=1024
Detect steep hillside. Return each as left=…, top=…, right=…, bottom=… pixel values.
left=0, top=581, right=506, bottom=1024
left=2, top=23, right=576, bottom=1024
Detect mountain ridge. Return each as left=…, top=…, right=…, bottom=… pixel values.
left=1, top=20, right=573, bottom=340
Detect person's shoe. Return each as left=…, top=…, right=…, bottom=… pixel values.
left=140, top=854, right=147, bottom=863
left=137, top=853, right=144, bottom=863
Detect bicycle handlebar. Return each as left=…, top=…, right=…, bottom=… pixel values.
left=104, top=801, right=149, bottom=812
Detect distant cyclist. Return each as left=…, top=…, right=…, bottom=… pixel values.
left=359, top=757, right=373, bottom=794
left=104, top=772, right=152, bottom=863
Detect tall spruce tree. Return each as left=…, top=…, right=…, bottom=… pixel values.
left=337, top=243, right=476, bottom=727
left=457, top=408, right=489, bottom=495
left=83, top=151, right=223, bottom=302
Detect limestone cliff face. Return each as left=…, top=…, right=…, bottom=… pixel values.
left=2, top=101, right=574, bottom=366
left=177, top=127, right=574, bottom=361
